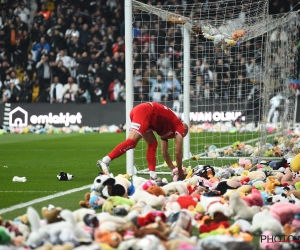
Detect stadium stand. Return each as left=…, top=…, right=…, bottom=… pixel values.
left=0, top=0, right=299, bottom=104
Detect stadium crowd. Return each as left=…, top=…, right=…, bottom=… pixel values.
left=0, top=0, right=299, bottom=104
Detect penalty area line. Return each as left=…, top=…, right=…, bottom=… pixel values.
left=0, top=185, right=90, bottom=215
left=0, top=191, right=57, bottom=193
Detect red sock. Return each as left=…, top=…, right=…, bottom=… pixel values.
left=108, top=139, right=137, bottom=160
left=147, top=141, right=158, bottom=171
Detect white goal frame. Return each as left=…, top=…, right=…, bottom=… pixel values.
left=124, top=0, right=299, bottom=175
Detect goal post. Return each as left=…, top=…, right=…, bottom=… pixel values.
left=124, top=0, right=299, bottom=175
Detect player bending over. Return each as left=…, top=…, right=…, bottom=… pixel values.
left=97, top=102, right=189, bottom=181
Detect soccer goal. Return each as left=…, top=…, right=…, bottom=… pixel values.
left=124, top=0, right=299, bottom=175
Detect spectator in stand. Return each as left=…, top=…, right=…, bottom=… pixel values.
left=50, top=76, right=63, bottom=103
left=108, top=78, right=121, bottom=102
left=134, top=79, right=149, bottom=102
left=50, top=60, right=70, bottom=86
left=65, top=23, right=80, bottom=44
left=165, top=71, right=181, bottom=101
left=15, top=29, right=30, bottom=68
left=100, top=56, right=117, bottom=102
left=49, top=27, right=66, bottom=52
left=36, top=54, right=51, bottom=90
left=2, top=71, right=22, bottom=103
left=68, top=35, right=83, bottom=57
left=90, top=76, right=105, bottom=103
left=157, top=52, right=171, bottom=77
left=133, top=68, right=142, bottom=87
left=116, top=67, right=125, bottom=84
left=55, top=49, right=72, bottom=70
left=76, top=51, right=90, bottom=76
left=39, top=4, right=50, bottom=21
left=63, top=77, right=78, bottom=103
left=19, top=74, right=33, bottom=103
left=32, top=36, right=50, bottom=62
left=79, top=23, right=90, bottom=48
left=14, top=2, right=30, bottom=25
left=14, top=16, right=28, bottom=32
left=235, top=72, right=250, bottom=102
left=150, top=74, right=166, bottom=102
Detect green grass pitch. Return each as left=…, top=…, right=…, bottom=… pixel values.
left=0, top=132, right=262, bottom=220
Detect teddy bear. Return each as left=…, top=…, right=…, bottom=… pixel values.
left=25, top=206, right=92, bottom=249
left=270, top=202, right=300, bottom=225
left=273, top=146, right=283, bottom=157
left=232, top=29, right=246, bottom=39
left=168, top=14, right=186, bottom=25
left=229, top=192, right=261, bottom=221
left=94, top=229, right=122, bottom=248
left=102, top=196, right=135, bottom=214
left=265, top=176, right=281, bottom=194
left=251, top=209, right=284, bottom=235
left=41, top=204, right=63, bottom=224
left=278, top=168, right=300, bottom=186
left=146, top=185, right=166, bottom=197
left=224, top=147, right=233, bottom=156
left=130, top=187, right=165, bottom=207
left=103, top=174, right=135, bottom=197
left=199, top=211, right=230, bottom=233
left=215, top=177, right=242, bottom=195
left=161, top=181, right=189, bottom=196
left=241, top=187, right=264, bottom=207
left=56, top=172, right=73, bottom=181
left=90, top=174, right=110, bottom=198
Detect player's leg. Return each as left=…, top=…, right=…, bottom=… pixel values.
left=143, top=130, right=160, bottom=181
left=97, top=130, right=142, bottom=175
left=97, top=103, right=152, bottom=175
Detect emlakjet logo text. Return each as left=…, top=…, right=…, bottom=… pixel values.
left=9, top=107, right=82, bottom=127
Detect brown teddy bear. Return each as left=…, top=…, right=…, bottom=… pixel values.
left=41, top=205, right=63, bottom=224
left=79, top=193, right=91, bottom=208
left=168, top=14, right=186, bottom=25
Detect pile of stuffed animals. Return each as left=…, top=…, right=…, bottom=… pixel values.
left=204, top=134, right=300, bottom=159
left=0, top=124, right=123, bottom=135
left=3, top=141, right=300, bottom=249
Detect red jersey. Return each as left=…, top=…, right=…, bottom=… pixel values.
left=130, top=102, right=184, bottom=139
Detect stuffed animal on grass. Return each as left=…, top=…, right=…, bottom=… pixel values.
left=215, top=177, right=241, bottom=195
left=270, top=202, right=300, bottom=225
left=241, top=187, right=263, bottom=207
left=41, top=204, right=63, bottom=223
left=229, top=192, right=261, bottom=221
left=102, top=196, right=135, bottom=214
left=199, top=211, right=230, bottom=233
left=94, top=229, right=122, bottom=248
left=103, top=174, right=135, bottom=197
left=251, top=209, right=283, bottom=235
left=57, top=172, right=73, bottom=181
left=25, top=206, right=92, bottom=248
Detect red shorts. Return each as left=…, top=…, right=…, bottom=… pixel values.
left=129, top=103, right=153, bottom=136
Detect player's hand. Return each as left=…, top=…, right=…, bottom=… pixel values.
left=177, top=169, right=185, bottom=181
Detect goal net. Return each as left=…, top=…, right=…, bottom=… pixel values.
left=126, top=0, right=299, bottom=175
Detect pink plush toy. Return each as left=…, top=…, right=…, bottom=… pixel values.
left=270, top=202, right=300, bottom=225
left=172, top=167, right=187, bottom=182
left=278, top=168, right=300, bottom=186
left=141, top=180, right=156, bottom=190
left=242, top=187, right=263, bottom=207
left=260, top=230, right=281, bottom=250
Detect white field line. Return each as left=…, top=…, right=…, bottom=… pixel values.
left=137, top=132, right=280, bottom=173
left=0, top=191, right=55, bottom=193
left=0, top=185, right=90, bottom=215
